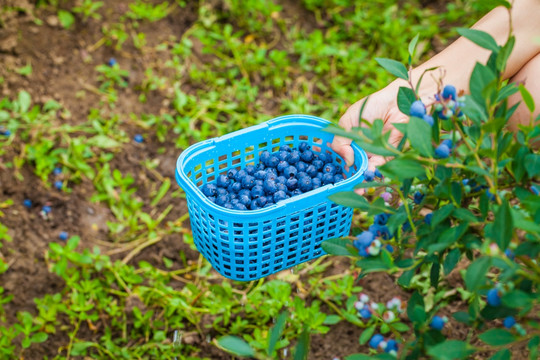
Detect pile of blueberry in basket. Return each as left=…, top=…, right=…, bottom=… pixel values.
left=200, top=142, right=345, bottom=210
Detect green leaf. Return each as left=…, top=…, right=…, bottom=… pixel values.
left=375, top=57, right=409, bottom=80
left=58, top=10, right=75, bottom=29
left=355, top=257, right=391, bottom=273
left=432, top=204, right=455, bottom=228
left=465, top=256, right=491, bottom=291
left=501, top=290, right=533, bottom=308
left=408, top=34, right=420, bottom=57
left=528, top=336, right=539, bottom=360
left=427, top=340, right=476, bottom=360
left=87, top=135, right=121, bottom=149
left=293, top=328, right=310, bottom=360
left=492, top=199, right=513, bottom=250
left=267, top=311, right=288, bottom=355
left=18, top=90, right=31, bottom=113
left=359, top=325, right=375, bottom=345
left=496, top=36, right=515, bottom=72
left=519, top=84, right=535, bottom=113
left=71, top=341, right=95, bottom=355
left=490, top=349, right=511, bottom=360
left=30, top=332, right=48, bottom=343
left=218, top=336, right=255, bottom=357
left=479, top=329, right=515, bottom=346
left=462, top=95, right=488, bottom=124
left=329, top=192, right=369, bottom=210
left=524, top=154, right=540, bottom=177
left=323, top=315, right=341, bottom=325
left=346, top=355, right=373, bottom=360
left=397, top=86, right=417, bottom=115
left=443, top=248, right=461, bottom=275
left=457, top=28, right=499, bottom=52
left=392, top=322, right=410, bottom=332
left=408, top=116, right=434, bottom=157
left=379, top=157, right=425, bottom=181
left=321, top=238, right=353, bottom=256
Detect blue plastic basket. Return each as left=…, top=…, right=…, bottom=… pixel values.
left=175, top=115, right=368, bottom=281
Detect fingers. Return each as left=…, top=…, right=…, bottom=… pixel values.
left=332, top=99, right=366, bottom=167
left=332, top=135, right=355, bottom=167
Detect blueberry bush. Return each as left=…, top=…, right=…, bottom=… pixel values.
left=323, top=18, right=540, bottom=360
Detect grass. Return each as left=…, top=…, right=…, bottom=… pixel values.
left=0, top=0, right=492, bottom=358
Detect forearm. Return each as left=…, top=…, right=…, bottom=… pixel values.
left=388, top=0, right=540, bottom=99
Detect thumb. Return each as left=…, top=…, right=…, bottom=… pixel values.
left=331, top=135, right=355, bottom=167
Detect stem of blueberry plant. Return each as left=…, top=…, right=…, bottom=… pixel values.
left=395, top=187, right=416, bottom=234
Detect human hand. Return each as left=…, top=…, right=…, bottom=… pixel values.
left=331, top=82, right=409, bottom=172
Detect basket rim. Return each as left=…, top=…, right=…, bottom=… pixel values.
left=175, top=114, right=368, bottom=217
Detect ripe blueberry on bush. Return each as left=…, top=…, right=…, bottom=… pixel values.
left=410, top=100, right=427, bottom=118
left=369, top=334, right=384, bottom=349
left=430, top=315, right=446, bottom=331
left=423, top=114, right=434, bottom=126
left=59, top=231, right=69, bottom=241
left=486, top=288, right=502, bottom=306
left=23, top=199, right=32, bottom=208
left=435, top=143, right=451, bottom=158
left=134, top=134, right=144, bottom=143
left=199, top=142, right=347, bottom=210
left=442, top=84, right=457, bottom=100
left=503, top=316, right=516, bottom=329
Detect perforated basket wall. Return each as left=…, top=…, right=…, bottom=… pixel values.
left=175, top=115, right=368, bottom=281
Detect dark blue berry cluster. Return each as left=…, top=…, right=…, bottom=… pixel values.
left=199, top=142, right=345, bottom=210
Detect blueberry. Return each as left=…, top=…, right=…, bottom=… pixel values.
left=216, top=188, right=228, bottom=196
left=430, top=316, right=445, bottom=331
left=363, top=170, right=375, bottom=182
left=255, top=179, right=264, bottom=187
left=42, top=205, right=52, bottom=214
left=435, top=144, right=451, bottom=158
left=374, top=169, right=383, bottom=178
left=53, top=167, right=62, bottom=175
left=260, top=151, right=271, bottom=165
left=320, top=153, right=333, bottom=164
left=201, top=183, right=217, bottom=197
left=134, top=134, right=144, bottom=143
left=322, top=173, right=334, bottom=185
left=423, top=114, right=434, bottom=126
left=369, top=334, right=384, bottom=349
left=244, top=165, right=256, bottom=175
left=300, top=150, right=314, bottom=162
left=230, top=199, right=240, bottom=205
left=305, top=165, right=317, bottom=178
left=263, top=180, right=278, bottom=194
left=223, top=203, right=234, bottom=209
left=354, top=231, right=374, bottom=248
left=234, top=169, right=248, bottom=182
left=254, top=170, right=266, bottom=180
left=23, top=199, right=32, bottom=208
left=264, top=171, right=277, bottom=182
left=373, top=213, right=390, bottom=226
left=335, top=164, right=343, bottom=174
left=323, top=163, right=336, bottom=175
left=251, top=185, right=265, bottom=198
left=486, top=288, right=501, bottom=306
left=277, top=151, right=289, bottom=162
left=296, top=161, right=308, bottom=173
left=284, top=166, right=297, bottom=179
left=385, top=339, right=398, bottom=353
left=59, top=231, right=69, bottom=241
left=413, top=191, right=424, bottom=204
left=207, top=196, right=216, bottom=203
left=442, top=84, right=457, bottom=100
left=505, top=249, right=515, bottom=260
left=227, top=168, right=238, bottom=179
left=280, top=145, right=292, bottom=152
left=230, top=193, right=237, bottom=200
left=410, top=100, right=426, bottom=118
left=256, top=196, right=267, bottom=207
left=503, top=316, right=516, bottom=329
left=386, top=244, right=394, bottom=253
left=241, top=175, right=255, bottom=189
left=312, top=159, right=324, bottom=171
left=239, top=195, right=251, bottom=206
left=441, top=139, right=453, bottom=149
left=334, top=174, right=344, bottom=183
left=298, top=176, right=313, bottom=192
left=276, top=183, right=288, bottom=193
left=276, top=176, right=287, bottom=185
left=359, top=308, right=372, bottom=319
left=287, top=150, right=300, bottom=165
left=286, top=177, right=298, bottom=191
left=267, top=156, right=280, bottom=168
left=424, top=213, right=433, bottom=225
left=249, top=201, right=260, bottom=210
left=273, top=190, right=287, bottom=203
left=291, top=189, right=303, bottom=196
left=233, top=203, right=248, bottom=210
left=0, top=129, right=11, bottom=136
left=297, top=171, right=307, bottom=180
left=228, top=182, right=242, bottom=193
left=238, top=189, right=251, bottom=198
left=216, top=175, right=230, bottom=188
left=54, top=181, right=63, bottom=190
left=312, top=178, right=322, bottom=189
left=315, top=172, right=323, bottom=180
left=216, top=195, right=230, bottom=206
left=298, top=142, right=311, bottom=153
left=277, top=161, right=289, bottom=173
left=108, top=58, right=117, bottom=66
left=369, top=224, right=390, bottom=239
left=264, top=202, right=274, bottom=208
left=255, top=163, right=265, bottom=171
